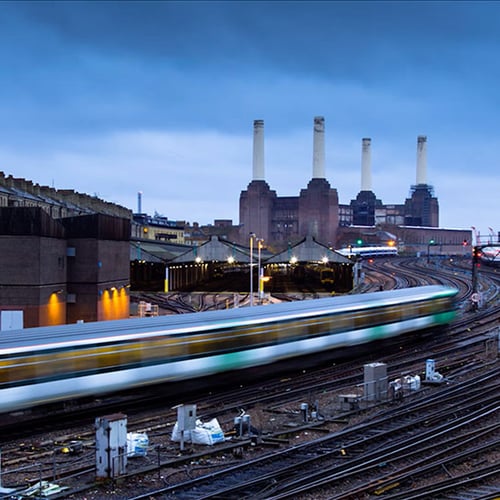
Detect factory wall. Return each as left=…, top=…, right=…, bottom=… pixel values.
left=239, top=180, right=277, bottom=242
left=63, top=214, right=130, bottom=323
left=0, top=208, right=130, bottom=328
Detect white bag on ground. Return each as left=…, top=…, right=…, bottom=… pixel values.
left=191, top=418, right=225, bottom=445
left=172, top=417, right=224, bottom=446
left=171, top=421, right=194, bottom=443
left=127, top=432, right=149, bottom=457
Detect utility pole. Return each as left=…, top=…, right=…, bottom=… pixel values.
left=471, top=246, right=481, bottom=295
left=249, top=233, right=256, bottom=306
left=471, top=246, right=483, bottom=313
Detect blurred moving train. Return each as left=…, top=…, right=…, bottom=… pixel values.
left=0, top=285, right=458, bottom=413
left=479, top=245, right=500, bottom=267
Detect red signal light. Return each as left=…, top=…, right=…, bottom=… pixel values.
left=472, top=246, right=482, bottom=264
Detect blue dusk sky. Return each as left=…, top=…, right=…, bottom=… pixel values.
left=0, top=1, right=498, bottom=240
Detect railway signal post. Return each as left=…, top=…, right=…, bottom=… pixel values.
left=472, top=245, right=481, bottom=297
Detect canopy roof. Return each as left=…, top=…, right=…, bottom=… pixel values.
left=131, top=235, right=351, bottom=265
left=266, top=235, right=351, bottom=264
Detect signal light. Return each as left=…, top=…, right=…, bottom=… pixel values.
left=356, top=239, right=363, bottom=245
left=472, top=246, right=482, bottom=264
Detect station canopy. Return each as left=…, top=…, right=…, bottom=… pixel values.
left=168, top=236, right=257, bottom=263
left=266, top=236, right=351, bottom=264
left=131, top=235, right=351, bottom=265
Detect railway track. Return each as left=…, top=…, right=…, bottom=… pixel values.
left=1, top=303, right=497, bottom=499
left=0, top=258, right=498, bottom=499
left=124, top=368, right=500, bottom=499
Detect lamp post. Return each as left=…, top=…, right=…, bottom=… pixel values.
left=257, top=239, right=264, bottom=302
left=249, top=233, right=256, bottom=306
left=164, top=265, right=169, bottom=293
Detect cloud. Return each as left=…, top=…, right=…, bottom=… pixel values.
left=0, top=126, right=497, bottom=237
left=0, top=1, right=498, bottom=237
left=0, top=129, right=250, bottom=222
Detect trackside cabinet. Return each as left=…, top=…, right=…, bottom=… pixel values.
left=95, top=413, right=128, bottom=479
left=425, top=359, right=436, bottom=381
left=173, top=404, right=197, bottom=451
left=364, top=362, right=388, bottom=401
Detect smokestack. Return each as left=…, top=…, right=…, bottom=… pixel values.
left=361, top=138, right=372, bottom=191
left=252, top=120, right=265, bottom=181
left=137, top=191, right=142, bottom=214
left=312, top=116, right=325, bottom=179
left=416, top=135, right=427, bottom=185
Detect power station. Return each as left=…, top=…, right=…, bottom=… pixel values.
left=239, top=117, right=439, bottom=248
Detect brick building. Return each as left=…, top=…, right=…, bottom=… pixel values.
left=239, top=119, right=441, bottom=250
left=0, top=174, right=131, bottom=329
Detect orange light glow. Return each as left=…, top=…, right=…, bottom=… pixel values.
left=101, top=287, right=130, bottom=321
left=46, top=292, right=65, bottom=325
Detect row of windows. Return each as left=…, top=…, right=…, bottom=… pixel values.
left=0, top=194, right=80, bottom=219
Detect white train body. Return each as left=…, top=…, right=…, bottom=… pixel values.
left=0, top=286, right=458, bottom=413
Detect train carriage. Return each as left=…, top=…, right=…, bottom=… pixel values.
left=337, top=246, right=398, bottom=258
left=0, top=285, right=458, bottom=413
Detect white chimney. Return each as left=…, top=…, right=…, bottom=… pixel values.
left=361, top=138, right=372, bottom=191
left=416, top=135, right=427, bottom=185
left=312, top=116, right=325, bottom=179
left=252, top=120, right=265, bottom=181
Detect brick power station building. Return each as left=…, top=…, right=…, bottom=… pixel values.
left=239, top=117, right=440, bottom=249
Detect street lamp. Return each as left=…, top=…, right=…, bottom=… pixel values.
left=249, top=233, right=256, bottom=306
left=257, top=239, right=264, bottom=302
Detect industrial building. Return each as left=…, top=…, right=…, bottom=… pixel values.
left=0, top=175, right=131, bottom=329
left=239, top=117, right=441, bottom=250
